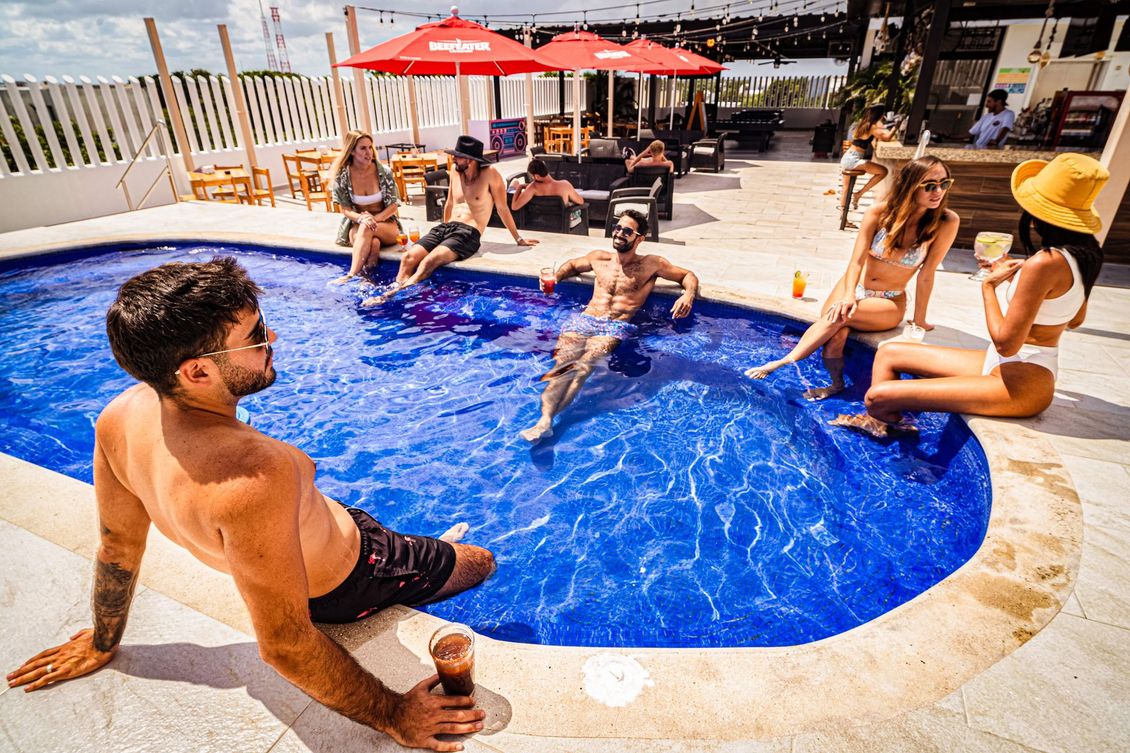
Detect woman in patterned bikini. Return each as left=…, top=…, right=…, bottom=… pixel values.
left=745, top=156, right=960, bottom=400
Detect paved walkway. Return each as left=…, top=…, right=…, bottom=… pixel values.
left=1, top=139, right=1128, bottom=753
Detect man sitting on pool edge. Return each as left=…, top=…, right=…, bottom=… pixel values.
left=6, top=257, right=494, bottom=753
left=521, top=209, right=699, bottom=443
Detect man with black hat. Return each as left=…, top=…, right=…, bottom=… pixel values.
left=378, top=136, right=536, bottom=300
left=969, top=89, right=1015, bottom=148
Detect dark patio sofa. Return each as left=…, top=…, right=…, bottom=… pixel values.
left=713, top=109, right=784, bottom=151
left=543, top=160, right=630, bottom=225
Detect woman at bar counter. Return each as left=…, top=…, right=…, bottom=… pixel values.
left=833, top=154, right=1108, bottom=438
left=840, top=105, right=894, bottom=215
left=746, top=156, right=959, bottom=400
left=330, top=130, right=403, bottom=284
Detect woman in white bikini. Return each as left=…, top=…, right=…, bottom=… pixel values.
left=747, top=156, right=959, bottom=400
left=330, top=130, right=402, bottom=284
left=833, top=153, right=1108, bottom=437
left=840, top=105, right=894, bottom=215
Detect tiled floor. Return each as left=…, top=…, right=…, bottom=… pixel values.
left=1, top=137, right=1128, bottom=753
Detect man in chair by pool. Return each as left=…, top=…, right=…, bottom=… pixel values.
left=366, top=135, right=537, bottom=306
left=6, top=257, right=494, bottom=753
left=520, top=209, right=699, bottom=443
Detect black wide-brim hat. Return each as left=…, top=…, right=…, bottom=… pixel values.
left=446, top=135, right=490, bottom=164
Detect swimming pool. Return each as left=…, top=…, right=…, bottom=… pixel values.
left=0, top=242, right=991, bottom=649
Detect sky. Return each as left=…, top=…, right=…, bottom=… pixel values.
left=0, top=0, right=846, bottom=80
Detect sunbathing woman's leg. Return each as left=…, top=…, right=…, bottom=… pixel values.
left=803, top=327, right=849, bottom=401
left=852, top=162, right=888, bottom=207
left=332, top=224, right=380, bottom=283
left=746, top=283, right=903, bottom=380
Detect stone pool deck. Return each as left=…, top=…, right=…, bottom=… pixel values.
left=1, top=146, right=1128, bottom=753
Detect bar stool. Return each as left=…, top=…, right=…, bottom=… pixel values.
left=839, top=168, right=866, bottom=231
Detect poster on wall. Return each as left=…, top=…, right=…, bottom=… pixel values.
left=489, top=118, right=527, bottom=158
left=994, top=67, right=1031, bottom=95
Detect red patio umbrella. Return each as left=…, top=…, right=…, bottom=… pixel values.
left=535, top=30, right=665, bottom=152
left=336, top=10, right=560, bottom=135
left=625, top=39, right=720, bottom=135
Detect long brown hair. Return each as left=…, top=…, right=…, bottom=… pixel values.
left=853, top=105, right=885, bottom=140
left=876, top=155, right=951, bottom=254
left=330, top=129, right=373, bottom=181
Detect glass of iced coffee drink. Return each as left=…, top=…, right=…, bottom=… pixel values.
left=429, top=623, right=476, bottom=696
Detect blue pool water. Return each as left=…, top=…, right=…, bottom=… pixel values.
left=0, top=243, right=991, bottom=648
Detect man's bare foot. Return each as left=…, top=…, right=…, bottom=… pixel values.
left=803, top=383, right=844, bottom=401
left=440, top=522, right=469, bottom=543
left=520, top=422, right=553, bottom=444
left=745, top=359, right=790, bottom=380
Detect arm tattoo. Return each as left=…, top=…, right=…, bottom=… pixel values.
left=92, top=559, right=139, bottom=652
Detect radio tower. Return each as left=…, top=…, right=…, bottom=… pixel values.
left=258, top=1, right=279, bottom=71
left=271, top=6, right=292, bottom=73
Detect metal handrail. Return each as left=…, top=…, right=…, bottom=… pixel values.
left=116, top=120, right=178, bottom=211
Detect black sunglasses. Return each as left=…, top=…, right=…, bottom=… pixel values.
left=611, top=225, right=639, bottom=239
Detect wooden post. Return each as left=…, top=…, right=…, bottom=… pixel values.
left=145, top=17, right=194, bottom=173
left=218, top=24, right=256, bottom=168
left=493, top=76, right=503, bottom=121
left=326, top=32, right=349, bottom=138
left=1096, top=97, right=1130, bottom=246
left=524, top=30, right=535, bottom=155
left=457, top=62, right=471, bottom=135
left=885, top=0, right=914, bottom=113
left=905, top=0, right=952, bottom=144
left=572, top=71, right=581, bottom=154
left=407, top=75, right=421, bottom=146
left=344, top=5, right=373, bottom=134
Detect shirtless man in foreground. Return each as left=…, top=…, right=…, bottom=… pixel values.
left=6, top=258, right=494, bottom=753
left=508, top=158, right=584, bottom=211
left=366, top=136, right=536, bottom=306
left=520, top=209, right=698, bottom=443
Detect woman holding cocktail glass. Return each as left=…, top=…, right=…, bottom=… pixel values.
left=746, top=156, right=959, bottom=400
left=330, top=130, right=403, bottom=284
left=833, top=153, right=1108, bottom=437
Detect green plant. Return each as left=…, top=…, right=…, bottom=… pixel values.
left=833, top=60, right=917, bottom=121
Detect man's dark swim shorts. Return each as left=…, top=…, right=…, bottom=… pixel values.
left=417, top=221, right=482, bottom=261
left=308, top=507, right=456, bottom=623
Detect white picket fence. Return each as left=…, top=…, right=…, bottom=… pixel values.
left=644, top=74, right=847, bottom=112
left=0, top=72, right=583, bottom=176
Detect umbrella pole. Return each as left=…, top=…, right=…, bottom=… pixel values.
left=456, top=61, right=471, bottom=136
left=669, top=75, right=676, bottom=130
left=607, top=71, right=614, bottom=138
left=573, top=70, right=581, bottom=156
left=636, top=71, right=643, bottom=138
left=524, top=29, right=535, bottom=157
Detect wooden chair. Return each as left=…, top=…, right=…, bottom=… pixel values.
left=298, top=170, right=332, bottom=212
left=180, top=178, right=211, bottom=202
left=282, top=154, right=305, bottom=198
left=394, top=155, right=433, bottom=203
left=249, top=167, right=276, bottom=207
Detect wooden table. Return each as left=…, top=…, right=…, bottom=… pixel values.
left=390, top=151, right=450, bottom=202
left=186, top=167, right=253, bottom=203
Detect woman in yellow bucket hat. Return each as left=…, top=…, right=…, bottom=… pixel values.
left=832, top=152, right=1107, bottom=437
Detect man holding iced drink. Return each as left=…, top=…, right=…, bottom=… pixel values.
left=520, top=209, right=698, bottom=443
left=7, top=258, right=493, bottom=751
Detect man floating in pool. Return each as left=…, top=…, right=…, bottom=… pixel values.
left=6, top=258, right=494, bottom=752
left=520, top=209, right=699, bottom=443
left=364, top=135, right=536, bottom=306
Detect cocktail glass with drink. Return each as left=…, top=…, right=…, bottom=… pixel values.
left=396, top=229, right=408, bottom=247
left=540, top=267, right=556, bottom=294
left=970, top=232, right=1013, bottom=281
left=791, top=270, right=808, bottom=299
left=429, top=623, right=476, bottom=696
left=409, top=224, right=421, bottom=244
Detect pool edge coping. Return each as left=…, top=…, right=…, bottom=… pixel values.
left=0, top=227, right=1082, bottom=742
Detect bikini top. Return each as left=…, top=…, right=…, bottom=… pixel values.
left=1005, top=248, right=1084, bottom=326
left=869, top=227, right=927, bottom=269
left=350, top=190, right=383, bottom=205
left=851, top=134, right=874, bottom=150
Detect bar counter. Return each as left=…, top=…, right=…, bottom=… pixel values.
left=874, top=142, right=1127, bottom=262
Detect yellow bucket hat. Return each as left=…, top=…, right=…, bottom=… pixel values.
left=1010, top=153, right=1109, bottom=234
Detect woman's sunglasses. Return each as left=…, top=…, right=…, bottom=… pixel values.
left=918, top=178, right=955, bottom=193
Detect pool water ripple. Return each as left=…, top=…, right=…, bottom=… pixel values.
left=0, top=243, right=991, bottom=648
